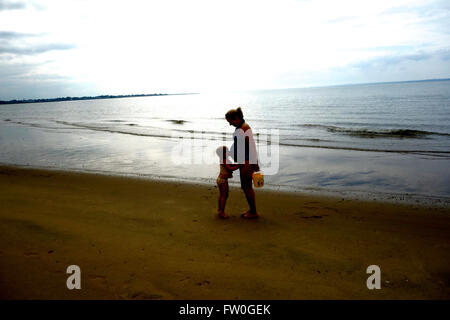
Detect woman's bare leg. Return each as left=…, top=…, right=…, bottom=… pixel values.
left=242, top=186, right=257, bottom=215
left=239, top=164, right=258, bottom=218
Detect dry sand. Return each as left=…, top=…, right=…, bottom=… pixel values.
left=0, top=165, right=449, bottom=299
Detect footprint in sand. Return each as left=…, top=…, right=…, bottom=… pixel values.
left=196, top=280, right=210, bottom=286
left=179, top=276, right=191, bottom=282
left=24, top=252, right=38, bottom=257
left=301, top=215, right=329, bottom=219
left=123, top=291, right=163, bottom=300
left=88, top=274, right=108, bottom=286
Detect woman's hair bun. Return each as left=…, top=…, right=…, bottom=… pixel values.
left=225, top=107, right=244, bottom=120
left=236, top=107, right=243, bottom=119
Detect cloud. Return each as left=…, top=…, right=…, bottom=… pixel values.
left=0, top=60, right=68, bottom=86
left=0, top=42, right=76, bottom=55
left=0, top=59, right=95, bottom=100
left=330, top=48, right=450, bottom=85
left=1, top=0, right=449, bottom=98
left=438, top=49, right=450, bottom=61
left=348, top=49, right=450, bottom=70
left=0, top=60, right=36, bottom=78
left=358, top=45, right=418, bottom=52
left=381, top=0, right=450, bottom=31
left=0, top=30, right=71, bottom=56
left=352, top=52, right=432, bottom=69
left=272, top=47, right=450, bottom=88
left=0, top=31, right=40, bottom=39
left=0, top=0, right=26, bottom=11
left=0, top=26, right=77, bottom=99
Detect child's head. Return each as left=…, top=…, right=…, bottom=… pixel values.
left=216, top=146, right=229, bottom=161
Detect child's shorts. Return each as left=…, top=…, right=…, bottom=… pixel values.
left=216, top=177, right=228, bottom=186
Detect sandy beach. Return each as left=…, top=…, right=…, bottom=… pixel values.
left=0, top=165, right=449, bottom=299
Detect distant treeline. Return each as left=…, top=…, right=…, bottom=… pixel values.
left=0, top=93, right=197, bottom=105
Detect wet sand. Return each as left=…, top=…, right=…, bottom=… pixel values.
left=0, top=165, right=449, bottom=299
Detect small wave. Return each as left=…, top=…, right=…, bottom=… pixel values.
left=299, top=124, right=450, bottom=138
left=167, top=119, right=187, bottom=125
left=279, top=141, right=450, bottom=157
left=284, top=137, right=336, bottom=143
left=54, top=120, right=236, bottom=140
left=8, top=119, right=449, bottom=158
left=4, top=119, right=83, bottom=130
left=54, top=120, right=174, bottom=139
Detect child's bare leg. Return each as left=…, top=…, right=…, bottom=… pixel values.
left=218, top=181, right=229, bottom=218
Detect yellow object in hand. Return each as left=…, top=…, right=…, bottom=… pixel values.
left=252, top=171, right=264, bottom=188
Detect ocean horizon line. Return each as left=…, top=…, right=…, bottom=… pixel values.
left=1, top=77, right=449, bottom=104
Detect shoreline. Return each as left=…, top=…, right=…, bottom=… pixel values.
left=0, top=165, right=449, bottom=299
left=1, top=162, right=449, bottom=209
left=1, top=115, right=449, bottom=205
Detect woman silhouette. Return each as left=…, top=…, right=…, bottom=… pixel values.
left=225, top=107, right=260, bottom=219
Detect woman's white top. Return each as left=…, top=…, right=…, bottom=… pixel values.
left=230, top=123, right=258, bottom=164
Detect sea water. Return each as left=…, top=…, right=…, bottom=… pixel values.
left=0, top=80, right=449, bottom=204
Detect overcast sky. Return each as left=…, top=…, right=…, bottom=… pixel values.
left=0, top=0, right=449, bottom=99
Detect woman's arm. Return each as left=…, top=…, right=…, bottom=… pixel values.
left=242, top=124, right=259, bottom=169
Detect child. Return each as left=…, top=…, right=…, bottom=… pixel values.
left=216, top=146, right=240, bottom=219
